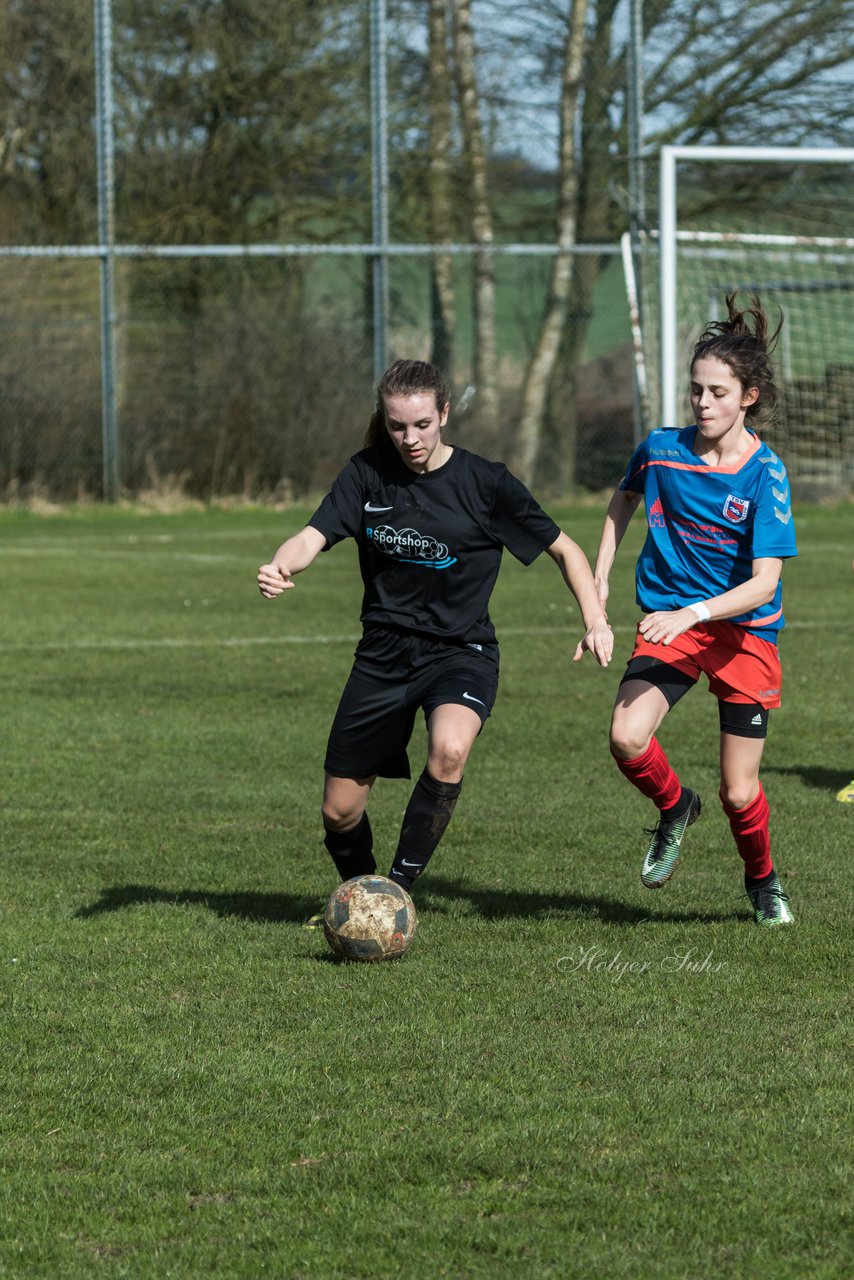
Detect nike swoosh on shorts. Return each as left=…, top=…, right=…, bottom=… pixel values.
left=462, top=692, right=486, bottom=707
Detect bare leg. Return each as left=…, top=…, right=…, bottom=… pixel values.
left=719, top=733, right=765, bottom=811
left=610, top=680, right=686, bottom=813
left=321, top=774, right=377, bottom=880
left=322, top=774, right=376, bottom=832
left=609, top=679, right=671, bottom=761
left=426, top=703, right=482, bottom=781
left=611, top=680, right=700, bottom=887
left=388, top=703, right=482, bottom=889
left=719, top=733, right=774, bottom=881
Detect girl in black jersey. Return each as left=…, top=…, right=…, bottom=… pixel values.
left=258, top=360, right=613, bottom=895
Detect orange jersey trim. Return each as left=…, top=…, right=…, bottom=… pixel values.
left=733, top=605, right=783, bottom=629
left=630, top=434, right=761, bottom=478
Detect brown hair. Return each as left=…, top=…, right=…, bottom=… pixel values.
left=691, top=293, right=784, bottom=431
left=364, top=359, right=451, bottom=449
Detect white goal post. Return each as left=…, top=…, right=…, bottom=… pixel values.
left=659, top=145, right=854, bottom=431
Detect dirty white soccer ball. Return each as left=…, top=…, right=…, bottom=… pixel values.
left=323, top=875, right=418, bottom=962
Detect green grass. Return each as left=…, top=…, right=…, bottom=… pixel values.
left=1, top=502, right=852, bottom=1278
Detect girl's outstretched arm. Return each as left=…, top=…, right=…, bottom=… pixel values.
left=257, top=526, right=328, bottom=598
left=545, top=532, right=613, bottom=668
left=594, top=488, right=642, bottom=612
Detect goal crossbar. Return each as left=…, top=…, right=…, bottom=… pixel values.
left=659, top=145, right=854, bottom=426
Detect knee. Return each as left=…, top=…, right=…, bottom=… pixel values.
left=427, top=739, right=468, bottom=783
left=719, top=781, right=760, bottom=812
left=321, top=798, right=364, bottom=832
left=609, top=721, right=652, bottom=762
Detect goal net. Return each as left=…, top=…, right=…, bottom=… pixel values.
left=630, top=147, right=854, bottom=494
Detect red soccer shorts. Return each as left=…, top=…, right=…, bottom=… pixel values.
left=628, top=619, right=783, bottom=708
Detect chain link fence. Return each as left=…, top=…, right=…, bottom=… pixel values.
left=0, top=244, right=635, bottom=501
left=0, top=0, right=639, bottom=503
left=2, top=1, right=850, bottom=503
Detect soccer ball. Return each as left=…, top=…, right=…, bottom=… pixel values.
left=323, top=875, right=418, bottom=962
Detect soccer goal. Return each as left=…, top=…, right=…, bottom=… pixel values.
left=632, top=145, right=854, bottom=492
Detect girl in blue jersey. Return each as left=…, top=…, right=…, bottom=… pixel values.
left=258, top=360, right=613, bottom=899
left=594, top=295, right=797, bottom=926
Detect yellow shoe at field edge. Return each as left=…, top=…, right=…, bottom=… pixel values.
left=836, top=780, right=854, bottom=804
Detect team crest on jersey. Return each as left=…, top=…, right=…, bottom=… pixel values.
left=723, top=494, right=750, bottom=524
left=648, top=497, right=666, bottom=528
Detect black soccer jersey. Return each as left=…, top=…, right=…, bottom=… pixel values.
left=308, top=445, right=560, bottom=644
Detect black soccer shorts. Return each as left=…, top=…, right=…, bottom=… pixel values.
left=620, top=655, right=770, bottom=739
left=324, top=625, right=500, bottom=780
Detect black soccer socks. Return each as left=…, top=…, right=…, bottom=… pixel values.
left=323, top=811, right=376, bottom=880
left=388, top=769, right=463, bottom=891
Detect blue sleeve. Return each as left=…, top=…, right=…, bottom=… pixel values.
left=752, top=455, right=797, bottom=560
left=618, top=440, right=648, bottom=494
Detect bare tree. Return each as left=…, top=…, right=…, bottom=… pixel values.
left=0, top=0, right=97, bottom=242
left=451, top=0, right=499, bottom=435
left=427, top=0, right=457, bottom=374
left=501, top=0, right=853, bottom=487
left=510, top=0, right=589, bottom=486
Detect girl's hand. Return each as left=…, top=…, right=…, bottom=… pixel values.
left=573, top=619, right=614, bottom=667
left=638, top=607, right=699, bottom=646
left=257, top=563, right=294, bottom=598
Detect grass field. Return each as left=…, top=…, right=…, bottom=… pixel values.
left=1, top=501, right=852, bottom=1278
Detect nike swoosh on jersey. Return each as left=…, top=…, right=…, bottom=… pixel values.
left=364, top=502, right=394, bottom=512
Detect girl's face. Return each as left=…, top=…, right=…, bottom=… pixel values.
left=690, top=356, right=758, bottom=442
left=383, top=392, right=450, bottom=472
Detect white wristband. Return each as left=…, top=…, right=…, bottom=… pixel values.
left=688, top=601, right=711, bottom=623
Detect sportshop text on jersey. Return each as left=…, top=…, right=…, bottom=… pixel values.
left=308, top=446, right=560, bottom=645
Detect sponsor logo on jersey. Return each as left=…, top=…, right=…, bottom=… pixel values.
left=366, top=523, right=458, bottom=569
left=648, top=497, right=666, bottom=528
left=723, top=494, right=750, bottom=524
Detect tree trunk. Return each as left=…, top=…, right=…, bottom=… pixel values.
left=451, top=0, right=499, bottom=435
left=541, top=253, right=599, bottom=492
left=428, top=0, right=456, bottom=377
left=511, top=0, right=589, bottom=488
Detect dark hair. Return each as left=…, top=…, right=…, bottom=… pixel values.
left=364, top=359, right=450, bottom=448
left=691, top=293, right=784, bottom=431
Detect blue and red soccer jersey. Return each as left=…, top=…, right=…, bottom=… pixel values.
left=620, top=427, right=797, bottom=643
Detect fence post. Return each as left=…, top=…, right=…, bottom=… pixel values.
left=370, top=0, right=389, bottom=378
left=627, top=0, right=647, bottom=442
left=93, top=0, right=119, bottom=501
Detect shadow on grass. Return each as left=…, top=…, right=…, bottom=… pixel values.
left=762, top=764, right=852, bottom=794
left=74, top=884, right=320, bottom=925
left=419, top=876, right=744, bottom=926
left=75, top=878, right=744, bottom=927
left=75, top=875, right=747, bottom=926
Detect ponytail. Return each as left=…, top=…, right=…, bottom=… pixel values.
left=691, top=293, right=783, bottom=431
